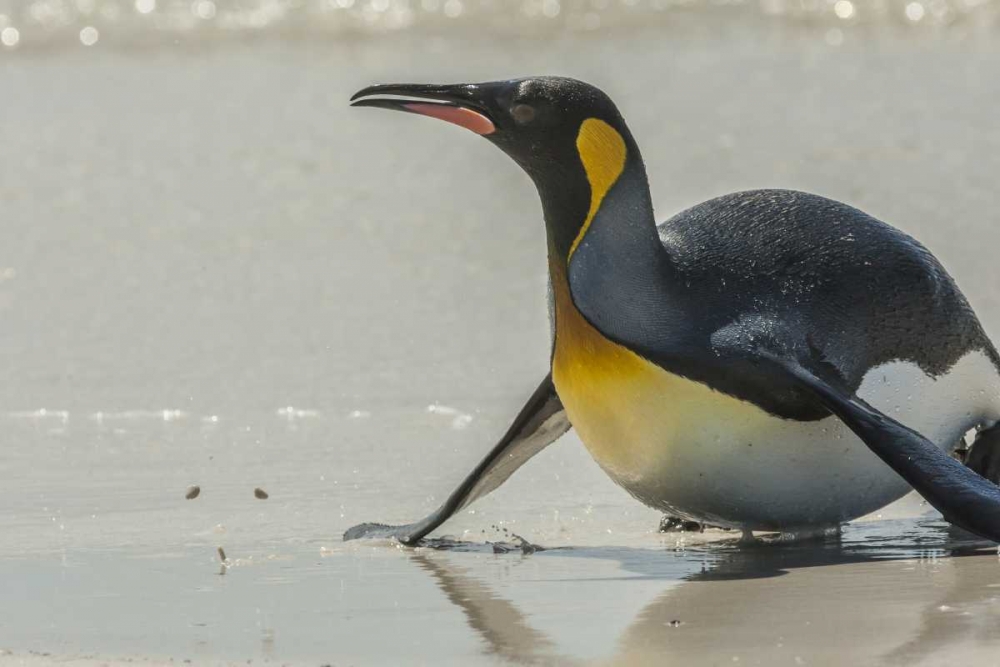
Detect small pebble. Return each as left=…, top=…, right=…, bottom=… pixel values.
left=254, top=487, right=269, bottom=500
left=185, top=486, right=200, bottom=500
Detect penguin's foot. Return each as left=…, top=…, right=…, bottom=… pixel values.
left=658, top=515, right=705, bottom=533
left=965, top=423, right=1000, bottom=485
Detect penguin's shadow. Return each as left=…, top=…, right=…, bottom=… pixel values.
left=403, top=517, right=999, bottom=665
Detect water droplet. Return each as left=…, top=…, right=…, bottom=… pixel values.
left=1, top=26, right=20, bottom=47
left=193, top=0, right=216, bottom=19
left=905, top=1, right=925, bottom=20
left=834, top=0, right=854, bottom=18
left=79, top=25, right=99, bottom=45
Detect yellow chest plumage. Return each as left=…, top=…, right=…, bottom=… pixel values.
left=550, top=268, right=662, bottom=479
left=550, top=267, right=746, bottom=486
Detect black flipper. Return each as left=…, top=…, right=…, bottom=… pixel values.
left=770, top=355, right=1000, bottom=542
left=343, top=374, right=570, bottom=545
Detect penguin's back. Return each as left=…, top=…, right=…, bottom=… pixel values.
left=657, top=189, right=999, bottom=385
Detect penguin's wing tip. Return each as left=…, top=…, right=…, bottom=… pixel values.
left=343, top=521, right=420, bottom=544
left=758, top=352, right=1000, bottom=543
left=341, top=374, right=568, bottom=547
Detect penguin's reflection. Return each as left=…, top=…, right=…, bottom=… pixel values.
left=409, top=520, right=998, bottom=665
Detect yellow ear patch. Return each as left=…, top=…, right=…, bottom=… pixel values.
left=568, top=118, right=628, bottom=259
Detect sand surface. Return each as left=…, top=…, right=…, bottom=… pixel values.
left=4, top=7, right=1000, bottom=665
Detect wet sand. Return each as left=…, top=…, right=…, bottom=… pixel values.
left=4, top=12, right=1000, bottom=665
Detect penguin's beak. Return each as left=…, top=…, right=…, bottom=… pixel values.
left=350, top=83, right=497, bottom=136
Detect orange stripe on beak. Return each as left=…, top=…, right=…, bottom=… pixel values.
left=403, top=103, right=496, bottom=136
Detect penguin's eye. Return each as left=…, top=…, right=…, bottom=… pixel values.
left=511, top=103, right=536, bottom=126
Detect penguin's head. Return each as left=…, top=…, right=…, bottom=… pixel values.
left=351, top=77, right=643, bottom=257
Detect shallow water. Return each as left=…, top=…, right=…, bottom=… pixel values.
left=4, top=11, right=1000, bottom=666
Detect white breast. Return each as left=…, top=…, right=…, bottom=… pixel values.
left=577, top=350, right=1000, bottom=530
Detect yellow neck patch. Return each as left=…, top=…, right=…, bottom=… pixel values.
left=568, top=118, right=628, bottom=260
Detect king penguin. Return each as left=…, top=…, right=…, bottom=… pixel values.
left=344, top=77, right=1000, bottom=544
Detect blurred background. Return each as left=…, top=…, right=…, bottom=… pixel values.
left=4, top=1, right=1000, bottom=665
